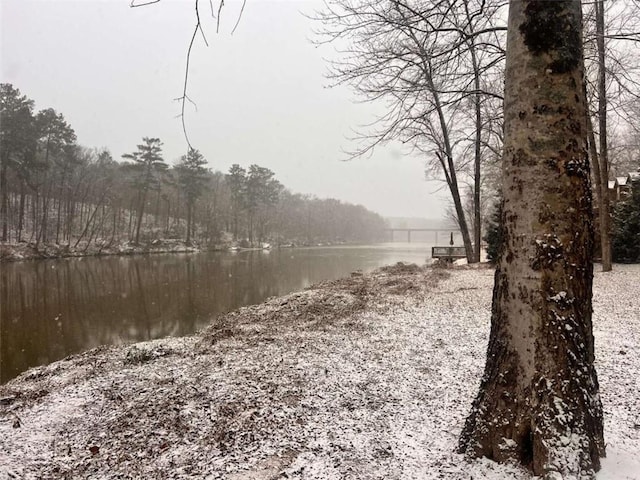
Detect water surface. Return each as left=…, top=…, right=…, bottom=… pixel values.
left=1, top=243, right=432, bottom=382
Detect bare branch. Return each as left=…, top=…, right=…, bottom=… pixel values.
left=176, top=19, right=200, bottom=151
left=232, top=0, right=247, bottom=35
left=217, top=0, right=225, bottom=33
left=130, top=0, right=160, bottom=7
left=196, top=0, right=209, bottom=47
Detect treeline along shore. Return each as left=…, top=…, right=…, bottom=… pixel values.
left=1, top=83, right=387, bottom=262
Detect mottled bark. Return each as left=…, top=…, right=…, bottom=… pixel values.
left=458, top=1, right=605, bottom=478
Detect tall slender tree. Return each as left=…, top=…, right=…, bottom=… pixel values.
left=122, top=137, right=167, bottom=244
left=34, top=108, right=76, bottom=244
left=0, top=84, right=37, bottom=242
left=245, top=165, right=282, bottom=244
left=458, top=0, right=605, bottom=477
left=226, top=164, right=246, bottom=241
left=595, top=0, right=612, bottom=272
left=175, top=148, right=209, bottom=244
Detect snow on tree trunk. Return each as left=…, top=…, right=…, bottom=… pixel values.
left=458, top=1, right=605, bottom=478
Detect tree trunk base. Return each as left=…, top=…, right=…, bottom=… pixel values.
left=459, top=392, right=604, bottom=479
left=458, top=272, right=605, bottom=478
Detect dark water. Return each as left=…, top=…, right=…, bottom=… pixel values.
left=1, top=243, right=432, bottom=383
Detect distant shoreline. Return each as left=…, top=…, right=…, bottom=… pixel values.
left=0, top=240, right=404, bottom=263
left=0, top=241, right=205, bottom=263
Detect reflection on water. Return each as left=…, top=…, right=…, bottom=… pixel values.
left=1, top=243, right=432, bottom=383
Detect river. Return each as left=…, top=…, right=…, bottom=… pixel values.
left=1, top=243, right=435, bottom=383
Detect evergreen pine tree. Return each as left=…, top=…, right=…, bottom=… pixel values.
left=483, top=197, right=504, bottom=263
left=612, top=179, right=640, bottom=263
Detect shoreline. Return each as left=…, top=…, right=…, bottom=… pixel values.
left=0, top=241, right=209, bottom=263
left=1, top=263, right=638, bottom=479
left=0, top=240, right=375, bottom=263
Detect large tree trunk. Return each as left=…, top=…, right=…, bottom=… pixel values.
left=458, top=1, right=605, bottom=477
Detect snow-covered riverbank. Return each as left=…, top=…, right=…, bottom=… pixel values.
left=0, top=240, right=204, bottom=262
left=1, top=264, right=638, bottom=479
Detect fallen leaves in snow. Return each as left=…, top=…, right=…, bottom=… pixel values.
left=0, top=263, right=638, bottom=479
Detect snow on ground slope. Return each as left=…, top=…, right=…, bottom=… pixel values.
left=0, top=264, right=638, bottom=479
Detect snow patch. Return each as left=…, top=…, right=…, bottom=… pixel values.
left=549, top=291, right=568, bottom=302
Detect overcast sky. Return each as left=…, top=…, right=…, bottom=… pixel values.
left=1, top=0, right=450, bottom=219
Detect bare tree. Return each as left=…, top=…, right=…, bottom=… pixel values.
left=313, top=0, right=506, bottom=262
left=583, top=0, right=640, bottom=271
left=595, top=0, right=612, bottom=271
left=459, top=0, right=605, bottom=476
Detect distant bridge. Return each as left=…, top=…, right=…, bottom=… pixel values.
left=383, top=228, right=460, bottom=243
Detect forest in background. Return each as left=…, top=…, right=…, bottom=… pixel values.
left=0, top=83, right=388, bottom=255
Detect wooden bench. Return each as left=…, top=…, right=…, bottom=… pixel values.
left=431, top=246, right=467, bottom=262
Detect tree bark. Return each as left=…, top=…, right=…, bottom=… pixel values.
left=458, top=1, right=605, bottom=477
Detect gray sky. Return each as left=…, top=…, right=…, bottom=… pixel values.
left=1, top=0, right=449, bottom=219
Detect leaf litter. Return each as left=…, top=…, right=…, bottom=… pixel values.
left=0, top=262, right=638, bottom=479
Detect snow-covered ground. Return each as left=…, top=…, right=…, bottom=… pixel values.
left=0, top=263, right=638, bottom=479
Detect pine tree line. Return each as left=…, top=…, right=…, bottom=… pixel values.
left=0, top=84, right=387, bottom=252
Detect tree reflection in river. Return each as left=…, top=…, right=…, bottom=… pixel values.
left=1, top=244, right=431, bottom=382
